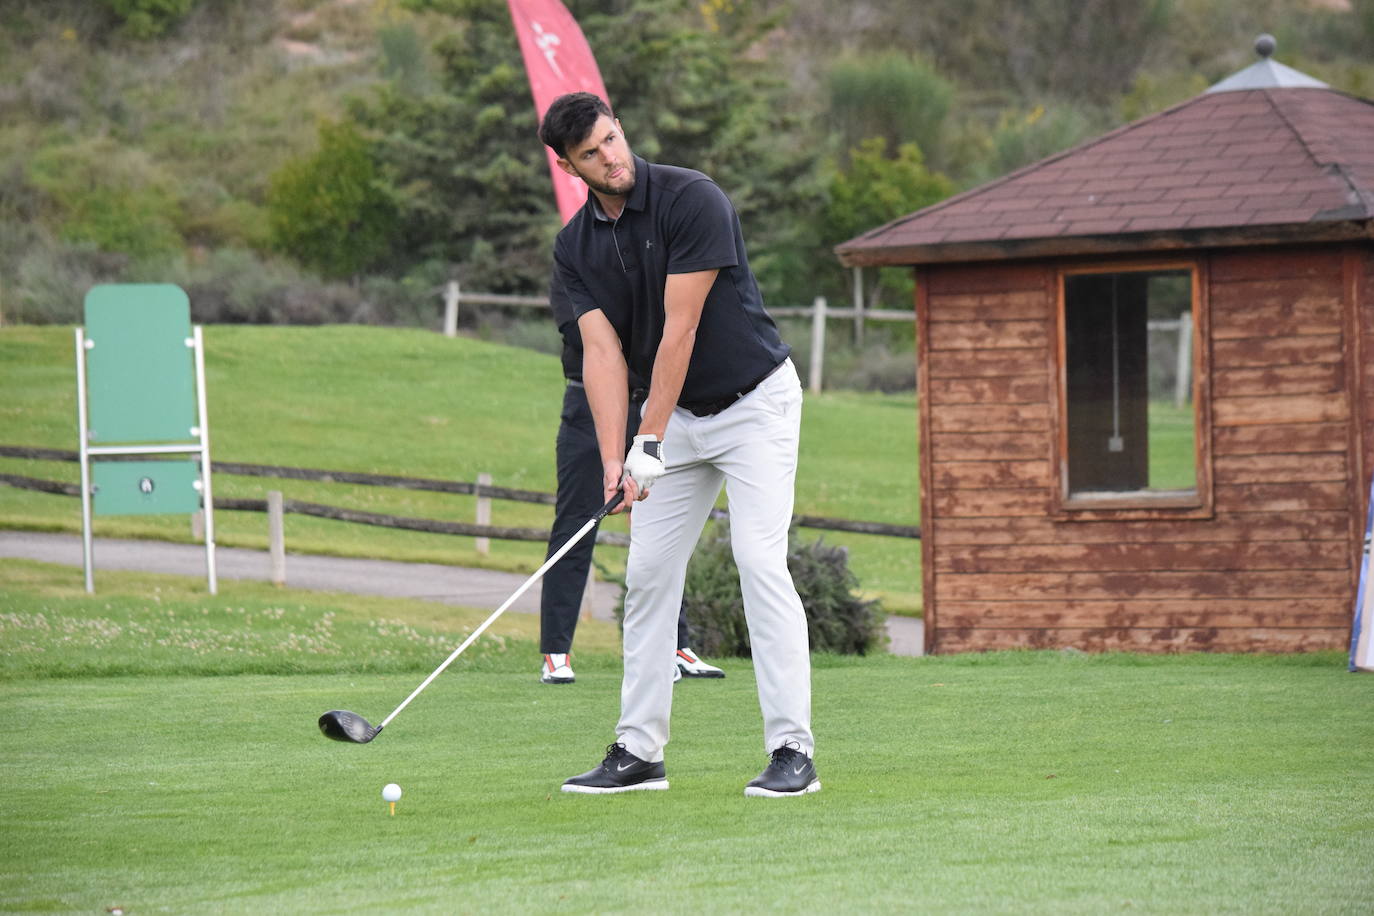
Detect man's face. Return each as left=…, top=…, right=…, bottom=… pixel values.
left=557, top=115, right=636, bottom=199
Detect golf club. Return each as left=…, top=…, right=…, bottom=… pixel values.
left=319, top=491, right=624, bottom=743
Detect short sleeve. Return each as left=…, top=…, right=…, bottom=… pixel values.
left=553, top=238, right=601, bottom=321
left=664, top=179, right=739, bottom=275
left=547, top=271, right=577, bottom=332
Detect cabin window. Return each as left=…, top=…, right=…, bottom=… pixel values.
left=1058, top=265, right=1202, bottom=509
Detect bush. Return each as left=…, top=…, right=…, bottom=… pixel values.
left=99, top=0, right=196, bottom=38
left=12, top=237, right=130, bottom=323
left=615, top=519, right=886, bottom=657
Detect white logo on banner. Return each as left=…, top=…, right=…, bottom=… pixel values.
left=531, top=21, right=564, bottom=78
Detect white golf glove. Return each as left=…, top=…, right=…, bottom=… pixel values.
left=623, top=434, right=666, bottom=493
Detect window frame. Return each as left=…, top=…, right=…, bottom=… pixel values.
left=1051, top=257, right=1213, bottom=520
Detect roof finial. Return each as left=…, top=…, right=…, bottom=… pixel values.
left=1255, top=33, right=1276, bottom=59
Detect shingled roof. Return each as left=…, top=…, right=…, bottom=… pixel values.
left=836, top=44, right=1374, bottom=267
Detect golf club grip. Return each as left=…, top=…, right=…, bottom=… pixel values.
left=596, top=491, right=625, bottom=520
left=375, top=499, right=615, bottom=731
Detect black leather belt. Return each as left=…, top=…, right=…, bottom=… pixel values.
left=680, top=361, right=785, bottom=418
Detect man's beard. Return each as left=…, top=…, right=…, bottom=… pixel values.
left=579, top=159, right=636, bottom=198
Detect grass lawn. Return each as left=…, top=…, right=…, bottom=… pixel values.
left=0, top=324, right=922, bottom=613
left=2, top=560, right=1371, bottom=913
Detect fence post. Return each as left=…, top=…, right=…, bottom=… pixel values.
left=443, top=280, right=460, bottom=338
left=1174, top=310, right=1193, bottom=408
left=808, top=296, right=826, bottom=394
left=268, top=490, right=286, bottom=585
left=190, top=509, right=204, bottom=539
left=475, top=472, right=491, bottom=555
left=852, top=266, right=865, bottom=347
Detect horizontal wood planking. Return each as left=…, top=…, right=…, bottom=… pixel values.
left=1213, top=422, right=1347, bottom=455
left=917, top=249, right=1361, bottom=653
left=926, top=375, right=1047, bottom=404
left=927, top=289, right=1046, bottom=321
left=929, top=403, right=1050, bottom=433
left=928, top=432, right=1048, bottom=462
left=926, top=347, right=1045, bottom=378
left=1209, top=279, right=1344, bottom=339
left=937, top=598, right=1349, bottom=629
left=924, top=262, right=1048, bottom=295
left=1214, top=481, right=1349, bottom=512
left=926, top=319, right=1048, bottom=351
left=932, top=488, right=1050, bottom=518
left=934, top=539, right=1348, bottom=574
left=1209, top=247, right=1343, bottom=282
left=1212, top=392, right=1348, bottom=426
left=932, top=512, right=1351, bottom=545
left=932, top=626, right=1348, bottom=653
left=1211, top=334, right=1342, bottom=368
left=1213, top=453, right=1346, bottom=484
left=932, top=460, right=1051, bottom=489
left=935, top=569, right=1350, bottom=601
left=1212, top=362, right=1345, bottom=398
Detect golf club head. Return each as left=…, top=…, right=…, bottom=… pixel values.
left=318, top=709, right=380, bottom=743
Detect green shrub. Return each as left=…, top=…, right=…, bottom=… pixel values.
left=12, top=237, right=130, bottom=323
left=99, top=0, right=196, bottom=38
left=615, top=519, right=886, bottom=657
left=266, top=119, right=398, bottom=280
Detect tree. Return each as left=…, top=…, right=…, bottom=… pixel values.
left=824, top=137, right=953, bottom=306
left=826, top=52, right=954, bottom=172
left=99, top=0, right=197, bottom=38
left=266, top=120, right=398, bottom=280
left=354, top=0, right=825, bottom=300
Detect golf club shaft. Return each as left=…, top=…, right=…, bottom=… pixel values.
left=375, top=491, right=624, bottom=731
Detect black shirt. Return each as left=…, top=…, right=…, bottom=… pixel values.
left=553, top=156, right=789, bottom=405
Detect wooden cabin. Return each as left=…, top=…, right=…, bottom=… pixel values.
left=836, top=40, right=1374, bottom=654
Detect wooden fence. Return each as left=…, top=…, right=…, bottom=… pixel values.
left=437, top=272, right=915, bottom=393
left=0, top=445, right=921, bottom=545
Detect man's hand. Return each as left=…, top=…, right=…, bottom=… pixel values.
left=622, top=434, right=665, bottom=498
left=603, top=461, right=632, bottom=514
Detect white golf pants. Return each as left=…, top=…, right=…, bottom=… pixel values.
left=616, top=358, right=814, bottom=763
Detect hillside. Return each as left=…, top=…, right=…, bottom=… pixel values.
left=3, top=0, right=1372, bottom=331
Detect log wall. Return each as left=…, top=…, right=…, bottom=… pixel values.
left=919, top=245, right=1368, bottom=653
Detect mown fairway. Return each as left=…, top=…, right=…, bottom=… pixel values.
left=3, top=561, right=1374, bottom=913
left=0, top=324, right=921, bottom=611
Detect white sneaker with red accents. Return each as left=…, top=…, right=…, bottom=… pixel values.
left=540, top=653, right=575, bottom=684
left=675, top=647, right=725, bottom=679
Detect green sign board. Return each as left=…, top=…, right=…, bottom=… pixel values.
left=93, top=461, right=202, bottom=516
left=83, top=284, right=196, bottom=444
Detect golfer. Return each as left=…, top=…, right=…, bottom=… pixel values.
left=539, top=92, right=818, bottom=797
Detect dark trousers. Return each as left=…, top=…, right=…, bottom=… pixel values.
left=540, top=383, right=689, bottom=654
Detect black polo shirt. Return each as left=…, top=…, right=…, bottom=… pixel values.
left=552, top=156, right=790, bottom=405
left=549, top=273, right=647, bottom=390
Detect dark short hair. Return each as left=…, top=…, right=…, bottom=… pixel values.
left=539, top=92, right=613, bottom=158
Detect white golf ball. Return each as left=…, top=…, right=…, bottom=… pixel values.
left=382, top=783, right=402, bottom=803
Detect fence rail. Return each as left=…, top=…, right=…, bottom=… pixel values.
left=0, top=445, right=920, bottom=541
left=437, top=275, right=915, bottom=392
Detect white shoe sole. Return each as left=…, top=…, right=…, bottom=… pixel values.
left=676, top=666, right=725, bottom=678
left=744, top=780, right=821, bottom=798
left=561, top=779, right=669, bottom=794
left=540, top=675, right=575, bottom=684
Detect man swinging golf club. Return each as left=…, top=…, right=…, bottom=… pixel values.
left=540, top=92, right=819, bottom=797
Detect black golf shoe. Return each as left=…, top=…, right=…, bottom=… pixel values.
left=744, top=743, right=821, bottom=797
left=561, top=743, right=669, bottom=794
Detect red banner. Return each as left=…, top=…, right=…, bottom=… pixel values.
left=507, top=0, right=611, bottom=223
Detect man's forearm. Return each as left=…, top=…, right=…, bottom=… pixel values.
left=639, top=269, right=716, bottom=438
left=639, top=323, right=695, bottom=438
left=583, top=346, right=630, bottom=468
